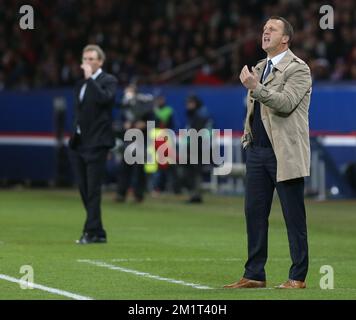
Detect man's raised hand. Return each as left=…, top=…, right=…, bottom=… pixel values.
left=81, top=63, right=93, bottom=80
left=239, top=65, right=258, bottom=90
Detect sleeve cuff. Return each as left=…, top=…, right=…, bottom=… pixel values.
left=250, top=83, right=263, bottom=99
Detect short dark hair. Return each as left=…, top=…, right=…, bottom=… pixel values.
left=187, top=95, right=202, bottom=108
left=268, top=16, right=294, bottom=45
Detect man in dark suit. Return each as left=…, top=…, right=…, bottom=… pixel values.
left=69, top=44, right=118, bottom=244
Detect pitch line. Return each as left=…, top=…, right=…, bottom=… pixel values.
left=0, top=274, right=93, bottom=300
left=110, top=257, right=327, bottom=263
left=111, top=258, right=244, bottom=262
left=78, top=259, right=213, bottom=290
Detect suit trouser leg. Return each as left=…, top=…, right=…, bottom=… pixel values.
left=70, top=150, right=89, bottom=218
left=259, top=147, right=309, bottom=281
left=244, top=146, right=275, bottom=281
left=275, top=178, right=309, bottom=281
left=82, top=148, right=107, bottom=237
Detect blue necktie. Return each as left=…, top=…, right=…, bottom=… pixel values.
left=251, top=59, right=273, bottom=148
left=262, top=60, right=273, bottom=82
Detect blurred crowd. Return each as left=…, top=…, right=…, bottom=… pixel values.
left=0, top=0, right=356, bottom=90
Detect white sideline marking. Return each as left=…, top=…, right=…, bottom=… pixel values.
left=112, top=258, right=243, bottom=262
left=110, top=257, right=327, bottom=263
left=78, top=259, right=213, bottom=290
left=0, top=274, right=93, bottom=300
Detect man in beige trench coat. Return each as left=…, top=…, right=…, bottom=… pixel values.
left=224, top=16, right=312, bottom=289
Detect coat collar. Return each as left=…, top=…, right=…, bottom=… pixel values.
left=254, top=49, right=296, bottom=84
left=272, top=49, right=295, bottom=72
left=91, top=68, right=103, bottom=80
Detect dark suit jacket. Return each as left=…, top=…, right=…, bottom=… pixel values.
left=69, top=71, right=118, bottom=149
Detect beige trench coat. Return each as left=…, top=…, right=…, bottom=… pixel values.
left=241, top=49, right=312, bottom=182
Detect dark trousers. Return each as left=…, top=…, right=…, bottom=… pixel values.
left=244, top=145, right=309, bottom=281
left=183, top=163, right=203, bottom=199
left=153, top=165, right=179, bottom=193
left=117, top=161, right=146, bottom=199
left=70, top=147, right=108, bottom=237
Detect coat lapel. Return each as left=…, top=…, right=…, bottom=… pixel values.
left=262, top=49, right=295, bottom=85
left=254, top=59, right=266, bottom=82
left=248, top=59, right=265, bottom=111
left=260, top=50, right=297, bottom=145
left=273, top=49, right=295, bottom=73
left=263, top=69, right=275, bottom=85
left=76, top=71, right=105, bottom=105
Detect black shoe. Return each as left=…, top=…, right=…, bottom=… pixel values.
left=76, top=233, right=107, bottom=244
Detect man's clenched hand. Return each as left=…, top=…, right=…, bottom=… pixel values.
left=239, top=65, right=259, bottom=90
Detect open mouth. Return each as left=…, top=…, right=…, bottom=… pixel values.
left=263, top=37, right=270, bottom=44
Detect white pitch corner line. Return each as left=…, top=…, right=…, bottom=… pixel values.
left=77, top=259, right=213, bottom=290
left=0, top=274, right=93, bottom=300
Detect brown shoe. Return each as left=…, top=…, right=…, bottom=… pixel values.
left=223, top=277, right=266, bottom=289
left=275, top=279, right=306, bottom=289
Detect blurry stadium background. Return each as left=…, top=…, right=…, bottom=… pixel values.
left=0, top=0, right=356, bottom=300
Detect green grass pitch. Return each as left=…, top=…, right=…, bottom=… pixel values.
left=0, top=189, right=355, bottom=300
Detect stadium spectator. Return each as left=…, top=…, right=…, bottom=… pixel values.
left=115, top=84, right=154, bottom=203
left=180, top=95, right=213, bottom=204
left=1, top=0, right=355, bottom=88
left=151, top=95, right=178, bottom=195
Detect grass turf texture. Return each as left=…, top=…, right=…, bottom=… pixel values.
left=0, top=189, right=355, bottom=300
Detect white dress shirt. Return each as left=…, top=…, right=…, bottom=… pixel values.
left=262, top=50, right=288, bottom=79
left=79, top=68, right=103, bottom=102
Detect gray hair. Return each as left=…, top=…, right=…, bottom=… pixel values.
left=82, top=44, right=106, bottom=61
